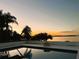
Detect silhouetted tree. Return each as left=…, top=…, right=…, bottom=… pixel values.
left=0, top=10, right=18, bottom=42
left=21, top=26, right=32, bottom=40
left=0, top=10, right=5, bottom=31
left=11, top=31, right=22, bottom=41
left=31, top=33, right=53, bottom=41
left=0, top=10, right=18, bottom=31
left=3, top=12, right=18, bottom=30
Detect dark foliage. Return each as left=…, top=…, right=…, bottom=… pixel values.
left=0, top=10, right=18, bottom=43
left=31, top=33, right=53, bottom=41
left=21, top=26, right=32, bottom=41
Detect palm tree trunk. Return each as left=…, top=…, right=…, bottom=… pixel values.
left=6, top=23, right=9, bottom=31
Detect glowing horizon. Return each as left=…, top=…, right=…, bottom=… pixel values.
left=0, top=0, right=79, bottom=41
left=0, top=0, right=78, bottom=32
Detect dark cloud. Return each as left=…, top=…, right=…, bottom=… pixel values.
left=60, top=31, right=79, bottom=35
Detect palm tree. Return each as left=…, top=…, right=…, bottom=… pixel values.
left=21, top=26, right=31, bottom=35
left=0, top=10, right=18, bottom=31
left=0, top=10, right=18, bottom=42
left=0, top=10, right=5, bottom=31
left=21, top=26, right=32, bottom=40
left=3, top=12, right=18, bottom=30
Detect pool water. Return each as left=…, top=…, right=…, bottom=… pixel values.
left=9, top=48, right=77, bottom=59
left=9, top=37, right=79, bottom=59
left=31, top=49, right=76, bottom=59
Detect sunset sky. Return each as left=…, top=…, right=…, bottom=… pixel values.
left=0, top=0, right=79, bottom=35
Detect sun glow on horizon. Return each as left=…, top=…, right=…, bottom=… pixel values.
left=32, top=31, right=61, bottom=36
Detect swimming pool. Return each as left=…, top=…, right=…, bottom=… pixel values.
left=9, top=47, right=77, bottom=59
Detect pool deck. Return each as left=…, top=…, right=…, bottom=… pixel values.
left=0, top=41, right=79, bottom=59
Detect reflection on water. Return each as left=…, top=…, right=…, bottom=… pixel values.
left=9, top=48, right=32, bottom=59
left=9, top=37, right=78, bottom=59
left=9, top=48, right=76, bottom=59
left=31, top=49, right=76, bottom=59
left=9, top=48, right=26, bottom=57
